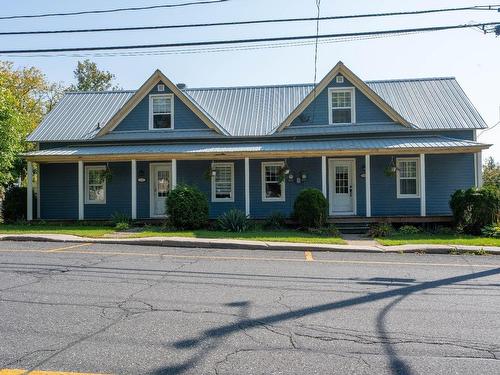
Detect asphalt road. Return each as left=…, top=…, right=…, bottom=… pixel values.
left=0, top=241, right=499, bottom=375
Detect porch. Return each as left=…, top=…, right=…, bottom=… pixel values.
left=25, top=150, right=481, bottom=221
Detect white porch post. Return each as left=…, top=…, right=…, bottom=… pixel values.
left=78, top=161, right=84, bottom=220
left=245, top=157, right=250, bottom=217
left=131, top=159, right=137, bottom=220
left=321, top=156, right=327, bottom=198
left=476, top=151, right=483, bottom=187
left=171, top=159, right=177, bottom=189
left=420, top=154, right=426, bottom=217
left=365, top=155, right=371, bottom=217
left=27, top=161, right=33, bottom=221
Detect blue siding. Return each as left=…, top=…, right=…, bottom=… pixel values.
left=371, top=155, right=421, bottom=216
left=84, top=162, right=132, bottom=219
left=113, top=81, right=209, bottom=132
left=249, top=158, right=322, bottom=219
left=40, top=163, right=78, bottom=220
left=426, top=153, right=475, bottom=215
left=290, top=76, right=397, bottom=127
left=177, top=160, right=245, bottom=218
left=137, top=161, right=151, bottom=219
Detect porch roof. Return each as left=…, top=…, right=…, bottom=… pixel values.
left=24, top=136, right=489, bottom=162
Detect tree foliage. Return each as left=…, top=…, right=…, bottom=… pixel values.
left=483, top=157, right=500, bottom=189
left=70, top=59, right=119, bottom=91
left=0, top=61, right=64, bottom=189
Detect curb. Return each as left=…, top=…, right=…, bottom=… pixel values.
left=0, top=234, right=499, bottom=255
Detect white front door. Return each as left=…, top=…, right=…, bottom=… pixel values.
left=329, top=159, right=356, bottom=215
left=150, top=163, right=171, bottom=217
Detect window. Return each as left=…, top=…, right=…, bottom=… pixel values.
left=149, top=94, right=174, bottom=129
left=211, top=163, right=234, bottom=202
left=85, top=166, right=106, bottom=204
left=396, top=158, right=420, bottom=198
left=262, top=162, right=285, bottom=202
left=328, top=88, right=355, bottom=124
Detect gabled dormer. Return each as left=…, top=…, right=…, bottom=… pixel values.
left=277, top=61, right=410, bottom=131
left=97, top=70, right=227, bottom=136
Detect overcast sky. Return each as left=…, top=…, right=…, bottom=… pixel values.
left=2, top=0, right=499, bottom=159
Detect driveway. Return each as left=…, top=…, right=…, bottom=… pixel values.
left=0, top=241, right=499, bottom=374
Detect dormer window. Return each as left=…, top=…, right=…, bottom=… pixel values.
left=149, top=94, right=174, bottom=130
left=328, top=87, right=355, bottom=124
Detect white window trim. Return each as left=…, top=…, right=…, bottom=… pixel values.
left=396, top=157, right=420, bottom=199
left=328, top=87, right=356, bottom=125
left=149, top=93, right=174, bottom=130
left=85, top=165, right=106, bottom=204
left=211, top=162, right=235, bottom=202
left=261, top=161, right=285, bottom=202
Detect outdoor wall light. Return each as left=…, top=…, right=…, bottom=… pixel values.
left=137, top=170, right=146, bottom=183
left=360, top=166, right=366, bottom=178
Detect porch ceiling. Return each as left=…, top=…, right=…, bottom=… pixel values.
left=24, top=136, right=490, bottom=162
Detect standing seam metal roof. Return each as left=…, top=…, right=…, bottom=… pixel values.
left=27, top=77, right=487, bottom=142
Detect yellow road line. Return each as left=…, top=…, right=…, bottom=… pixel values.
left=0, top=369, right=110, bottom=375
left=0, top=247, right=497, bottom=268
left=45, top=243, right=92, bottom=253
left=304, top=251, right=314, bottom=261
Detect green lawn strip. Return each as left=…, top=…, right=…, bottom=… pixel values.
left=377, top=233, right=500, bottom=247
left=130, top=229, right=346, bottom=244
left=0, top=224, right=116, bottom=238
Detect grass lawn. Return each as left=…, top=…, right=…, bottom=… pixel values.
left=0, top=224, right=117, bottom=238
left=131, top=229, right=346, bottom=244
left=0, top=224, right=346, bottom=244
left=377, top=233, right=500, bottom=247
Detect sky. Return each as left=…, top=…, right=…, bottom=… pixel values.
left=1, top=0, right=499, bottom=159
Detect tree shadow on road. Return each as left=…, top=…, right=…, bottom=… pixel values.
left=150, top=267, right=500, bottom=375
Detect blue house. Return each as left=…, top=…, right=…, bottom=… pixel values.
left=24, top=62, right=490, bottom=222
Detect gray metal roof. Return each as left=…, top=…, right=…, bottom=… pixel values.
left=27, top=91, right=135, bottom=142
left=25, top=136, right=488, bottom=158
left=27, top=77, right=487, bottom=142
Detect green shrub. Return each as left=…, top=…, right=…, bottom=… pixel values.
left=306, top=224, right=340, bottom=237
left=368, top=222, right=394, bottom=237
left=432, top=225, right=455, bottom=235
left=481, top=223, right=500, bottom=238
left=216, top=209, right=249, bottom=232
left=398, top=225, right=422, bottom=235
left=166, top=184, right=209, bottom=229
left=450, top=186, right=500, bottom=234
left=293, top=188, right=328, bottom=229
left=1, top=186, right=32, bottom=223
left=263, top=211, right=287, bottom=230
left=111, top=211, right=130, bottom=224
left=115, top=222, right=130, bottom=231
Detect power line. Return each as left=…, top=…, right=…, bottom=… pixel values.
left=0, top=0, right=228, bottom=20
left=1, top=21, right=498, bottom=55
left=1, top=4, right=499, bottom=35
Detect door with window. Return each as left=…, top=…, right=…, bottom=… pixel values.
left=329, top=159, right=356, bottom=215
left=150, top=164, right=171, bottom=217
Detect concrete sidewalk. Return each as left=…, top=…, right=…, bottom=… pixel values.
left=1, top=233, right=499, bottom=255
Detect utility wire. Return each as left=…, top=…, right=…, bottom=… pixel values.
left=1, top=4, right=499, bottom=35
left=0, top=0, right=228, bottom=20
left=1, top=21, right=498, bottom=55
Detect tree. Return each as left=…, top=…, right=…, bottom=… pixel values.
left=483, top=157, right=500, bottom=189
left=70, top=59, right=120, bottom=91
left=0, top=61, right=64, bottom=189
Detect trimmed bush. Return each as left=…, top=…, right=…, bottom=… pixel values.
left=481, top=223, right=500, bottom=238
left=216, top=209, right=249, bottom=232
left=166, top=184, right=209, bottom=229
left=1, top=186, right=30, bottom=223
left=293, top=188, right=328, bottom=229
left=263, top=211, right=287, bottom=230
left=450, top=186, right=500, bottom=234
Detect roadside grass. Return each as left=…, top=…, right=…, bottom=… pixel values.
left=130, top=228, right=347, bottom=244
left=0, top=224, right=346, bottom=244
left=377, top=233, right=500, bottom=247
left=0, top=224, right=116, bottom=238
